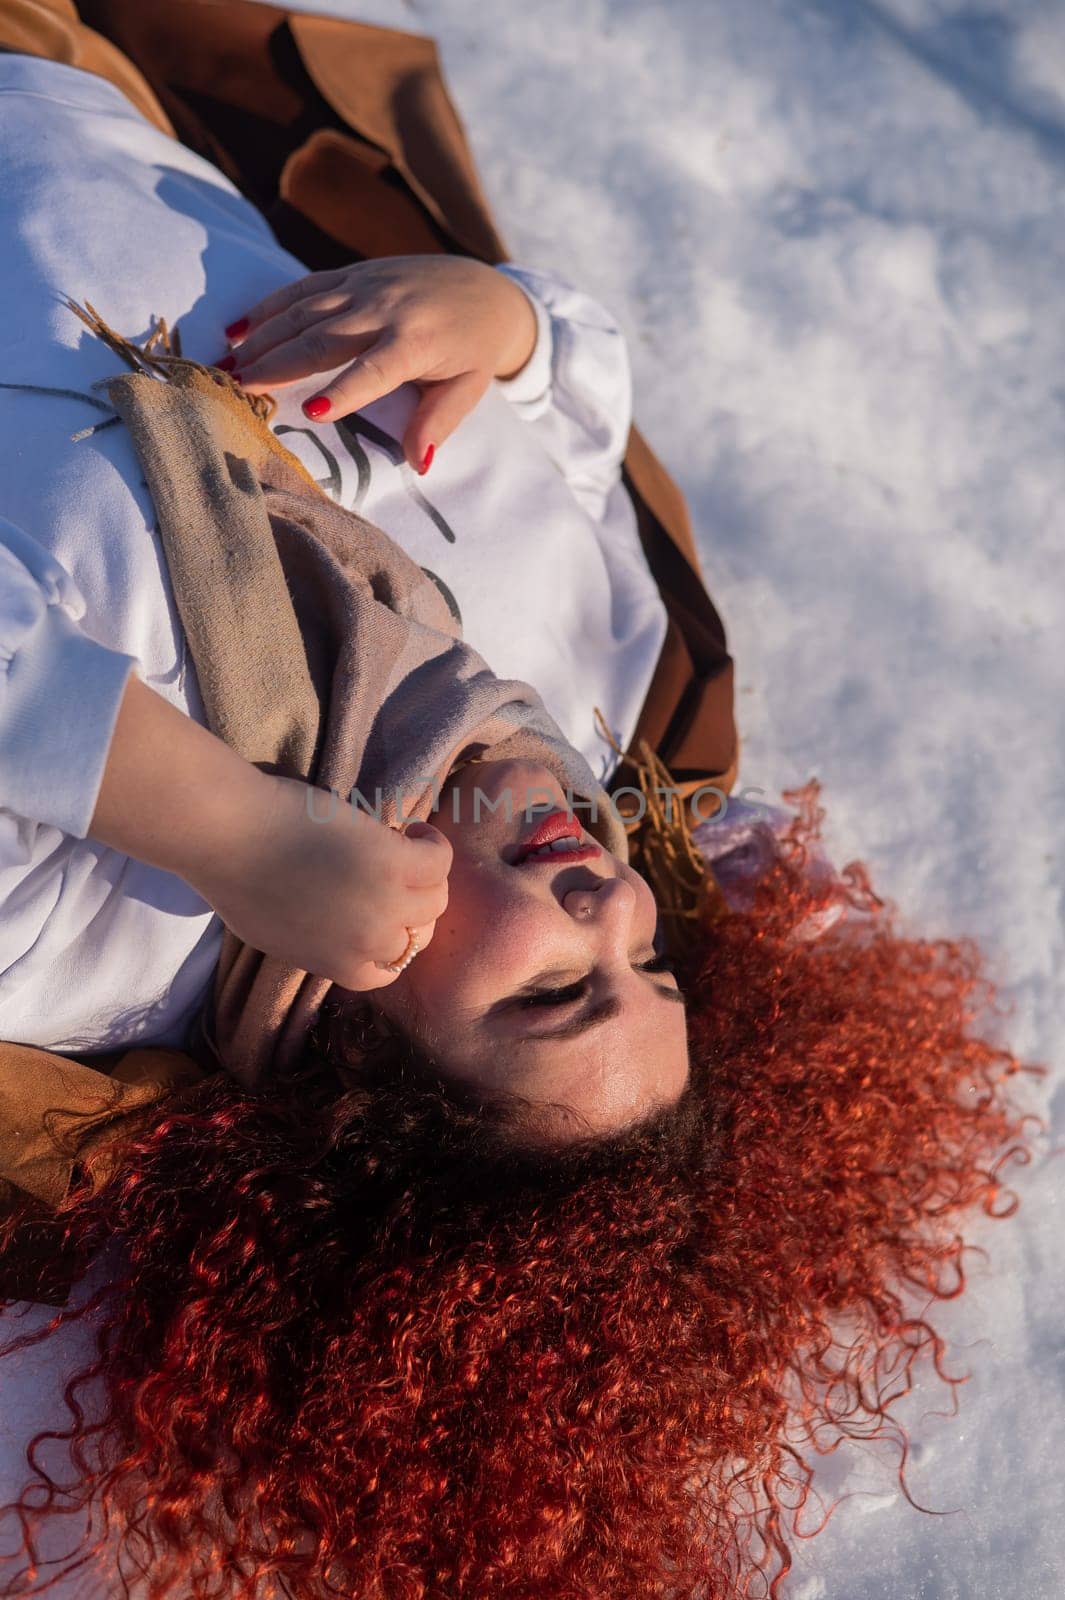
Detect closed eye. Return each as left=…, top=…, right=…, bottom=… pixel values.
left=517, top=980, right=586, bottom=1011
left=516, top=953, right=676, bottom=1010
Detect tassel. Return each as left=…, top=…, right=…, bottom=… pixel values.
left=594, top=709, right=728, bottom=963
left=64, top=298, right=278, bottom=425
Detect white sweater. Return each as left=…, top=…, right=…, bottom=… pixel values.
left=0, top=55, right=668, bottom=1055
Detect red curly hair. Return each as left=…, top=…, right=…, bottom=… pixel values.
left=0, top=790, right=1039, bottom=1599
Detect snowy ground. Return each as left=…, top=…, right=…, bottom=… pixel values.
left=279, top=1, right=1065, bottom=1594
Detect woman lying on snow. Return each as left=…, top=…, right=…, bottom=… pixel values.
left=0, top=27, right=1038, bottom=1600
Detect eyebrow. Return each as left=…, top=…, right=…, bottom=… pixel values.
left=515, top=984, right=684, bottom=1044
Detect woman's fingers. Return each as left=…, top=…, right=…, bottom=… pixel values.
left=292, top=337, right=416, bottom=422
left=398, top=820, right=453, bottom=887
left=342, top=915, right=438, bottom=985
left=400, top=877, right=449, bottom=926
left=341, top=916, right=440, bottom=993
left=220, top=257, right=532, bottom=442
left=402, top=371, right=491, bottom=471
left=224, top=270, right=344, bottom=344
left=235, top=324, right=384, bottom=394
left=403, top=917, right=439, bottom=963
left=225, top=292, right=360, bottom=377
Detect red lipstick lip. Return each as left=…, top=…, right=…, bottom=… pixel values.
left=512, top=809, right=599, bottom=866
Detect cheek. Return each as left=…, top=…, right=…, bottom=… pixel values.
left=437, top=859, right=509, bottom=945
left=408, top=859, right=527, bottom=1004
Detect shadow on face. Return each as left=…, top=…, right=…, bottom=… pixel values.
left=375, top=761, right=690, bottom=1140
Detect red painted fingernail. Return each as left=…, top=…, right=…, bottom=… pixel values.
left=418, top=442, right=436, bottom=476
left=225, top=317, right=249, bottom=341
left=216, top=354, right=237, bottom=372
left=302, top=395, right=332, bottom=421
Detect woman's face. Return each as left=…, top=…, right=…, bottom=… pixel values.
left=376, top=761, right=690, bottom=1137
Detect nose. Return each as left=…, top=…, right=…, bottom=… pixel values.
left=562, top=875, right=637, bottom=933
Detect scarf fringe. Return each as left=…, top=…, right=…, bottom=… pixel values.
left=594, top=709, right=727, bottom=960
left=64, top=298, right=278, bottom=425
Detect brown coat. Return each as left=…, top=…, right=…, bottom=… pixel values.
left=0, top=0, right=738, bottom=1302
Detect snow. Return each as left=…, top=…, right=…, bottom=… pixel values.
left=3, top=1, right=1063, bottom=1593
left=279, top=1, right=1065, bottom=1594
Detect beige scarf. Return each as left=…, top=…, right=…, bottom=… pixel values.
left=101, top=346, right=627, bottom=1085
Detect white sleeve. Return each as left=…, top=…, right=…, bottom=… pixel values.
left=0, top=516, right=136, bottom=839
left=494, top=264, right=633, bottom=524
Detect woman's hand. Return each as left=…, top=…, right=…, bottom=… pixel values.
left=90, top=676, right=451, bottom=992
left=219, top=256, right=539, bottom=472
left=193, top=776, right=452, bottom=993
